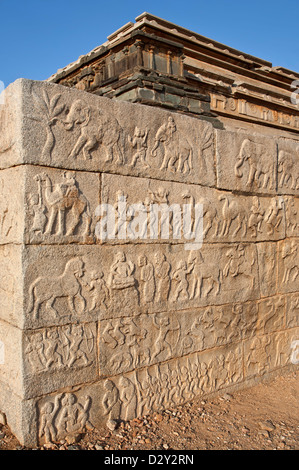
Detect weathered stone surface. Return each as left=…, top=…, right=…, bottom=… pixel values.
left=101, top=173, right=286, bottom=245
left=0, top=244, right=23, bottom=327
left=278, top=139, right=299, bottom=195
left=216, top=129, right=277, bottom=194
left=23, top=322, right=98, bottom=398
left=98, top=301, right=258, bottom=377
left=24, top=165, right=99, bottom=245
left=2, top=79, right=216, bottom=188
left=0, top=166, right=25, bottom=244
left=244, top=329, right=299, bottom=379
left=277, top=238, right=299, bottom=294
left=0, top=75, right=298, bottom=447
left=285, top=196, right=299, bottom=237
left=23, top=243, right=260, bottom=329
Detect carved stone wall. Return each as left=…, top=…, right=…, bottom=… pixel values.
left=0, top=78, right=298, bottom=446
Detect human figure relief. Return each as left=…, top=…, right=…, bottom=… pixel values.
left=43, top=328, right=63, bottom=370
left=87, top=271, right=110, bottom=311
left=64, top=324, right=94, bottom=368
left=248, top=196, right=264, bottom=238
left=128, top=127, right=150, bottom=168
left=26, top=332, right=47, bottom=372
left=28, top=257, right=86, bottom=319
left=246, top=336, right=272, bottom=376
left=138, top=255, right=155, bottom=304
left=223, top=244, right=256, bottom=290
left=154, top=253, right=171, bottom=302
left=55, top=393, right=91, bottom=439
left=152, top=313, right=180, bottom=361
left=172, top=260, right=194, bottom=301
left=282, top=240, right=299, bottom=284
left=27, top=175, right=48, bottom=234
left=285, top=197, right=298, bottom=233
left=119, top=377, right=137, bottom=421
left=102, top=380, right=121, bottom=429
left=39, top=393, right=63, bottom=444
left=109, top=252, right=136, bottom=290
left=264, top=198, right=284, bottom=236
left=122, top=318, right=149, bottom=368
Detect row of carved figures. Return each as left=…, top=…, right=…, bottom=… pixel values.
left=26, top=291, right=298, bottom=377
left=39, top=330, right=289, bottom=444
left=38, top=349, right=241, bottom=443
left=26, top=170, right=297, bottom=241
left=33, top=88, right=299, bottom=190
left=33, top=88, right=209, bottom=174
left=28, top=243, right=261, bottom=321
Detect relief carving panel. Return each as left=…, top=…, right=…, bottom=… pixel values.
left=19, top=80, right=216, bottom=187
left=23, top=243, right=260, bottom=329
left=278, top=139, right=299, bottom=195
left=216, top=129, right=277, bottom=194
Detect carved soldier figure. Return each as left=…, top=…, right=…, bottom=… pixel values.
left=264, top=198, right=284, bottom=235
left=87, top=270, right=110, bottom=311
left=172, top=260, right=194, bottom=301
left=248, top=196, right=264, bottom=237
left=152, top=313, right=180, bottom=361
left=27, top=186, right=47, bottom=235
left=26, top=332, right=47, bottom=372
left=43, top=328, right=63, bottom=370
left=128, top=127, right=150, bottom=168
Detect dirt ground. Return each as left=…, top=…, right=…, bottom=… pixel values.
left=0, top=371, right=298, bottom=451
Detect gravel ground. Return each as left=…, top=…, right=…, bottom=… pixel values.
left=0, top=371, right=298, bottom=451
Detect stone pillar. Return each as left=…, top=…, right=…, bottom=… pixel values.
left=0, top=78, right=298, bottom=447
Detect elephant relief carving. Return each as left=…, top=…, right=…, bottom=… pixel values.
left=63, top=99, right=124, bottom=164
left=234, top=138, right=275, bottom=189
left=151, top=116, right=193, bottom=174
left=278, top=149, right=299, bottom=190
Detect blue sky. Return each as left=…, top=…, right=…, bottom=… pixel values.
left=1, top=0, right=299, bottom=88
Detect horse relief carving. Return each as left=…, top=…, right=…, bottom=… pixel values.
left=28, top=257, right=86, bottom=320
